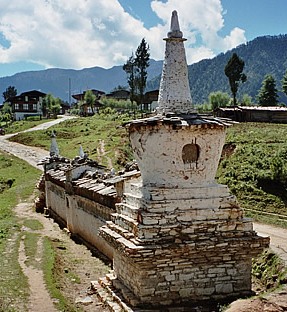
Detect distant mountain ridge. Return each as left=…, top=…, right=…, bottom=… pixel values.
left=0, top=59, right=163, bottom=103
left=1, top=34, right=287, bottom=104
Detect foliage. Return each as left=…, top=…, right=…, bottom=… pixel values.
left=0, top=102, right=12, bottom=124
left=224, top=53, right=247, bottom=105
left=135, top=38, right=150, bottom=107
left=123, top=38, right=150, bottom=108
left=240, top=93, right=253, bottom=106
left=281, top=69, right=287, bottom=97
left=84, top=89, right=96, bottom=114
left=123, top=53, right=138, bottom=105
left=257, top=74, right=279, bottom=106
left=208, top=91, right=231, bottom=110
left=252, top=250, right=287, bottom=290
left=2, top=86, right=17, bottom=101
left=217, top=122, right=287, bottom=221
left=100, top=97, right=135, bottom=112
left=42, top=94, right=61, bottom=118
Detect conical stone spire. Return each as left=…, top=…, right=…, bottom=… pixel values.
left=157, top=10, right=196, bottom=115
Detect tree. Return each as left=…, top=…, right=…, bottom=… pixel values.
left=257, top=74, right=278, bottom=106
left=135, top=38, right=150, bottom=110
left=42, top=94, right=61, bottom=118
left=282, top=69, right=287, bottom=97
left=3, top=86, right=17, bottom=101
left=241, top=94, right=252, bottom=106
left=123, top=38, right=150, bottom=110
left=84, top=90, right=96, bottom=114
left=208, top=91, right=230, bottom=110
left=224, top=53, right=247, bottom=106
left=123, top=53, right=138, bottom=105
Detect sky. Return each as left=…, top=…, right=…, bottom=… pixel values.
left=0, top=0, right=286, bottom=78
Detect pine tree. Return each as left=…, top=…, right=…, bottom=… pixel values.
left=3, top=86, right=17, bottom=101
left=123, top=53, right=138, bottom=106
left=135, top=38, right=150, bottom=110
left=257, top=74, right=278, bottom=106
left=282, top=69, right=287, bottom=97
left=224, top=53, right=247, bottom=106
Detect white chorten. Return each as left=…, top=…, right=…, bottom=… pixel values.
left=157, top=10, right=195, bottom=115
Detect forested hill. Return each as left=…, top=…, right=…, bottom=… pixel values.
left=147, top=35, right=287, bottom=104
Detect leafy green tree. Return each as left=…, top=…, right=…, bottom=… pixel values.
left=42, top=94, right=61, bottom=118
left=3, top=86, right=17, bottom=101
left=282, top=69, right=287, bottom=97
left=224, top=53, right=247, bottom=106
left=135, top=38, right=150, bottom=110
left=241, top=94, right=252, bottom=106
left=257, top=74, right=278, bottom=106
left=0, top=103, right=12, bottom=124
left=84, top=90, right=96, bottom=114
left=208, top=91, right=230, bottom=110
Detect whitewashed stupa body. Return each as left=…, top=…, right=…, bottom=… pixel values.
left=100, top=11, right=269, bottom=309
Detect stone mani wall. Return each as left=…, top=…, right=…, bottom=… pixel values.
left=44, top=164, right=119, bottom=259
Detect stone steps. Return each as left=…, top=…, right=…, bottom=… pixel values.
left=123, top=193, right=142, bottom=208
left=111, top=213, right=138, bottom=235
left=116, top=202, right=139, bottom=219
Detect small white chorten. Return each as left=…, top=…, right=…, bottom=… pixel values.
left=157, top=10, right=195, bottom=115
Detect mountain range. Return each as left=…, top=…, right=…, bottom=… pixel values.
left=0, top=34, right=287, bottom=105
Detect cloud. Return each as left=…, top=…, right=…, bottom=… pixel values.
left=0, top=0, right=246, bottom=71
left=150, top=0, right=247, bottom=63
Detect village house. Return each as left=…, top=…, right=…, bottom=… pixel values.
left=7, top=90, right=46, bottom=121
left=105, top=89, right=130, bottom=101
left=72, top=89, right=105, bottom=116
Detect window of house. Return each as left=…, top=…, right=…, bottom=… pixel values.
left=33, top=104, right=37, bottom=110
left=25, top=96, right=28, bottom=102
left=14, top=103, right=19, bottom=110
left=23, top=103, right=29, bottom=110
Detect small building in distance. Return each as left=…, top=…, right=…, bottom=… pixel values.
left=105, top=89, right=130, bottom=101
left=72, top=89, right=105, bottom=116
left=7, top=90, right=46, bottom=121
left=215, top=105, right=287, bottom=123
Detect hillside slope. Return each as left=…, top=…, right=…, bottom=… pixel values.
left=147, top=35, right=287, bottom=104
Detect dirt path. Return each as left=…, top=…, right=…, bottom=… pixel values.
left=0, top=115, right=76, bottom=170
left=14, top=200, right=110, bottom=312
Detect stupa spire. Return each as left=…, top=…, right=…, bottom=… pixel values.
left=157, top=10, right=196, bottom=115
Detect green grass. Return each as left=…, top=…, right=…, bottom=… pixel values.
left=9, top=113, right=133, bottom=169
left=217, top=122, right=287, bottom=224
left=23, top=219, right=44, bottom=231
left=3, top=118, right=50, bottom=134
